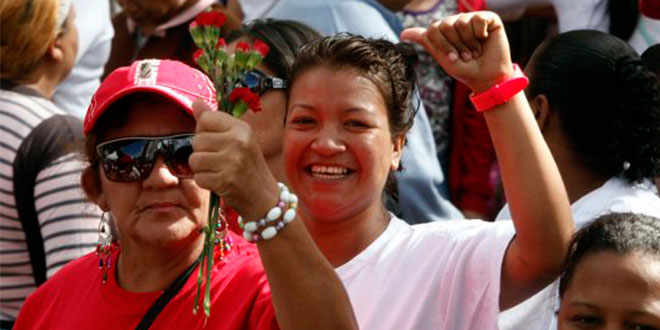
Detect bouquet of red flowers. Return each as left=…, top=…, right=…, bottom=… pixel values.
left=189, top=9, right=270, bottom=318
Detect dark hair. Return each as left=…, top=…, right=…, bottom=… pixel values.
left=642, top=44, right=660, bottom=77
left=289, top=33, right=418, bottom=139
left=607, top=0, right=639, bottom=41
left=228, top=19, right=322, bottom=79
left=559, top=212, right=660, bottom=297
left=527, top=30, right=660, bottom=183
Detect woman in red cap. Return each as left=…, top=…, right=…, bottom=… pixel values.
left=14, top=59, right=358, bottom=330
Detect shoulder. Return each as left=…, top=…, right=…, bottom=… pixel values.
left=383, top=215, right=515, bottom=260
left=22, top=252, right=97, bottom=307
left=605, top=179, right=660, bottom=218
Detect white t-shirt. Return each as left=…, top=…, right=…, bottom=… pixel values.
left=336, top=215, right=515, bottom=330
left=53, top=0, right=113, bottom=118
left=496, top=177, right=660, bottom=330
left=487, top=0, right=609, bottom=33
left=237, top=0, right=279, bottom=22
left=629, top=14, right=660, bottom=54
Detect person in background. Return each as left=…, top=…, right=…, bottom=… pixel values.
left=53, top=0, right=114, bottom=118
left=497, top=30, right=660, bottom=330
left=557, top=213, right=660, bottom=330
left=0, top=0, right=102, bottom=328
left=104, top=0, right=242, bottom=76
left=14, top=59, right=358, bottom=330
left=629, top=0, right=660, bottom=54
left=487, top=0, right=640, bottom=41
left=248, top=0, right=465, bottom=223
left=641, top=43, right=660, bottom=195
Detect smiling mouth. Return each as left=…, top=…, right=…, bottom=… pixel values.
left=306, top=165, right=354, bottom=179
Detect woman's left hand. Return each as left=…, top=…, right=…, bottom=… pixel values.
left=189, top=99, right=279, bottom=221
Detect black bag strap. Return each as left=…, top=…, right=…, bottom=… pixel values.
left=13, top=115, right=83, bottom=286
left=135, top=260, right=200, bottom=330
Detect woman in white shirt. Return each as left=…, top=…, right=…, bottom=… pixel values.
left=497, top=30, right=660, bottom=330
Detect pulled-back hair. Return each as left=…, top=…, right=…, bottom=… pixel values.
left=289, top=33, right=418, bottom=139
left=228, top=19, right=322, bottom=80
left=559, top=213, right=660, bottom=297
left=527, top=30, right=660, bottom=183
left=0, top=0, right=66, bottom=83
left=642, top=44, right=660, bottom=77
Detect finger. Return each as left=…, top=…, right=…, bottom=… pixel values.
left=455, top=14, right=482, bottom=57
left=192, top=98, right=214, bottom=121
left=425, top=23, right=460, bottom=63
left=195, top=110, right=235, bottom=133
left=400, top=27, right=427, bottom=45
left=437, top=16, right=472, bottom=62
left=193, top=172, right=228, bottom=195
left=471, top=14, right=490, bottom=41
left=191, top=131, right=230, bottom=152
left=189, top=151, right=233, bottom=173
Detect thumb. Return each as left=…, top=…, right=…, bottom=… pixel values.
left=400, top=27, right=427, bottom=46
left=192, top=98, right=214, bottom=121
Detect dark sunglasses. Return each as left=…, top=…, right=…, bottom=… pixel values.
left=239, top=69, right=287, bottom=95
left=96, top=134, right=194, bottom=182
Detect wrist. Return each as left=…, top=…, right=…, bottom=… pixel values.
left=469, top=63, right=529, bottom=112
left=469, top=64, right=516, bottom=94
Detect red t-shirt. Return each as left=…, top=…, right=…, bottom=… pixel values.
left=14, top=232, right=278, bottom=330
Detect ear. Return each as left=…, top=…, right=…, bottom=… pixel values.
left=81, top=167, right=109, bottom=211
left=390, top=135, right=405, bottom=171
left=529, top=94, right=552, bottom=133
left=46, top=36, right=64, bottom=63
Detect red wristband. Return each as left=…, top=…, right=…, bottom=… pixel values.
left=469, top=64, right=529, bottom=112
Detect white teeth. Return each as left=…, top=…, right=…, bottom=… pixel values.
left=310, top=165, right=349, bottom=175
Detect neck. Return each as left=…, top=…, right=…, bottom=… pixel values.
left=550, top=140, right=609, bottom=204
left=23, top=68, right=61, bottom=100
left=300, top=202, right=389, bottom=268
left=403, top=0, right=440, bottom=11
left=116, top=235, right=203, bottom=292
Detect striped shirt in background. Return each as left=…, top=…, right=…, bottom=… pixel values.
left=0, top=88, right=101, bottom=322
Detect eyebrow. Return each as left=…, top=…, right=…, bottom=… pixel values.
left=288, top=104, right=372, bottom=114
left=568, top=301, right=599, bottom=310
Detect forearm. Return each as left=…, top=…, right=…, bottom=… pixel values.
left=483, top=92, right=573, bottom=305
left=257, top=220, right=358, bottom=330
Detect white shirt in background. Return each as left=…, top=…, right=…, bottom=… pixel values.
left=237, top=0, right=279, bottom=22
left=629, top=14, right=660, bottom=54
left=487, top=0, right=609, bottom=33
left=336, top=215, right=515, bottom=330
left=53, top=0, right=114, bottom=118
left=496, top=176, right=660, bottom=330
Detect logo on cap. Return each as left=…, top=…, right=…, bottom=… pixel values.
left=134, top=59, right=160, bottom=85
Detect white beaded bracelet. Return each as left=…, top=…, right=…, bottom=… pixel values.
left=238, top=182, right=298, bottom=242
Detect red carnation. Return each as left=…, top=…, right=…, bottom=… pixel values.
left=194, top=10, right=226, bottom=28
left=215, top=37, right=227, bottom=49
left=236, top=41, right=250, bottom=53
left=253, top=39, right=270, bottom=57
left=189, top=21, right=199, bottom=30
left=193, top=49, right=204, bottom=62
left=229, top=87, right=262, bottom=112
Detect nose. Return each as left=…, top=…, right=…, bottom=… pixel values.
left=142, top=156, right=179, bottom=189
left=310, top=126, right=346, bottom=156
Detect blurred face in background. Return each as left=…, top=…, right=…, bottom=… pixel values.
left=57, top=6, right=78, bottom=81
left=117, top=0, right=196, bottom=27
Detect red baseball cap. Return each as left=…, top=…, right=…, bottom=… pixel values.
left=84, top=59, right=217, bottom=135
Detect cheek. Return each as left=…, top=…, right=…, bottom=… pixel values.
left=282, top=131, right=306, bottom=177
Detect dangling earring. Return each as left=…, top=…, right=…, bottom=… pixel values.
left=96, top=212, right=114, bottom=284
